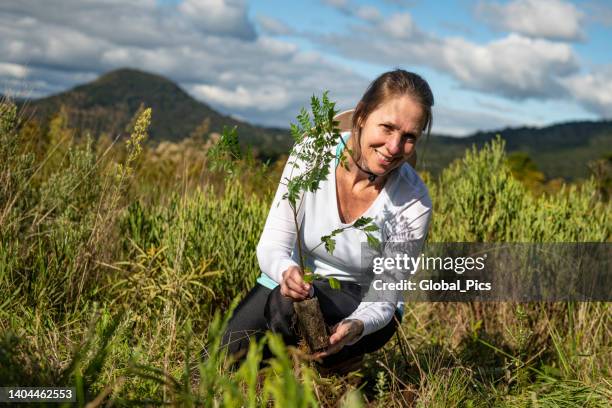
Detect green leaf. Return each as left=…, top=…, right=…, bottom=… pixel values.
left=303, top=274, right=314, bottom=283
left=321, top=236, right=336, bottom=255
left=363, top=224, right=379, bottom=232
left=353, top=217, right=373, bottom=228
left=328, top=277, right=341, bottom=290
left=366, top=233, right=381, bottom=250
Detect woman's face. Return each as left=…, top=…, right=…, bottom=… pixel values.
left=357, top=95, right=424, bottom=176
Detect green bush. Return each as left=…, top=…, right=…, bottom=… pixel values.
left=430, top=136, right=610, bottom=243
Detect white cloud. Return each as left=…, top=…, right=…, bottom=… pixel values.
left=560, top=66, right=612, bottom=117
left=1, top=0, right=606, bottom=133
left=323, top=0, right=350, bottom=9
left=256, top=36, right=298, bottom=56
left=311, top=7, right=612, bottom=119
left=323, top=0, right=382, bottom=23
left=355, top=6, right=382, bottom=23
left=318, top=12, right=580, bottom=100
left=0, top=62, right=33, bottom=98
left=381, top=12, right=417, bottom=39
left=256, top=15, right=294, bottom=36
left=0, top=0, right=254, bottom=50
left=0, top=62, right=28, bottom=79
left=440, top=34, right=578, bottom=99
left=178, top=0, right=255, bottom=39
left=476, top=0, right=585, bottom=41
left=0, top=0, right=371, bottom=127
left=192, top=84, right=290, bottom=111
left=382, top=0, right=418, bottom=5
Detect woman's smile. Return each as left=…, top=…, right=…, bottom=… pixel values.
left=374, top=148, right=396, bottom=165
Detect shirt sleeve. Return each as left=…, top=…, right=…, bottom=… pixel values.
left=256, top=146, right=308, bottom=284
left=344, top=202, right=432, bottom=344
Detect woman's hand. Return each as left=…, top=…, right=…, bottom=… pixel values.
left=313, top=319, right=364, bottom=359
left=280, top=266, right=311, bottom=300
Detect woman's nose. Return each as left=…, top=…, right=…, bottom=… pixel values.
left=386, top=134, right=402, bottom=156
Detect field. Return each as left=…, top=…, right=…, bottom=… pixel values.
left=1, top=101, right=610, bottom=407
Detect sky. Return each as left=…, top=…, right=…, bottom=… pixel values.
left=0, top=0, right=611, bottom=136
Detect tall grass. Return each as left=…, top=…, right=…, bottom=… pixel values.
left=0, top=100, right=609, bottom=406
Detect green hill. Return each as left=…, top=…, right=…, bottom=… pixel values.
left=16, top=68, right=292, bottom=160
left=422, top=121, right=612, bottom=180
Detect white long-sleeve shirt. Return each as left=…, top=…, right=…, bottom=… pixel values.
left=256, top=132, right=432, bottom=342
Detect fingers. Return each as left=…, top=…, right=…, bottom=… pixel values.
left=329, top=323, right=350, bottom=345
left=287, top=274, right=310, bottom=296
left=312, top=322, right=352, bottom=359
left=281, top=267, right=311, bottom=300
left=280, top=283, right=308, bottom=300
left=313, top=342, right=343, bottom=359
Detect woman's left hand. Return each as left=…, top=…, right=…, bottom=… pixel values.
left=313, top=319, right=364, bottom=359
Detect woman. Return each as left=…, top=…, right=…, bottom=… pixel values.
left=222, top=69, right=433, bottom=370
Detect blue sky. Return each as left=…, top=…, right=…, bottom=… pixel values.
left=1, top=0, right=611, bottom=135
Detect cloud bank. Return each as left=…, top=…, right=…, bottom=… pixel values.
left=476, top=0, right=585, bottom=42
left=316, top=0, right=609, bottom=118
left=0, top=0, right=609, bottom=134
left=0, top=0, right=367, bottom=127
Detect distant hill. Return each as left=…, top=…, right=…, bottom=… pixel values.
left=15, top=68, right=292, bottom=159
left=421, top=121, right=612, bottom=180
left=10, top=68, right=612, bottom=179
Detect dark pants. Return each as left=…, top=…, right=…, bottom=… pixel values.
left=221, top=281, right=401, bottom=367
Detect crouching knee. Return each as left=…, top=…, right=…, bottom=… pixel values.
left=264, top=286, right=299, bottom=345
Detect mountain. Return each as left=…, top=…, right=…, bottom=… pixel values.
left=11, top=67, right=612, bottom=179
left=16, top=68, right=292, bottom=159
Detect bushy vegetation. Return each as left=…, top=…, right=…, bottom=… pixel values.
left=0, top=99, right=610, bottom=406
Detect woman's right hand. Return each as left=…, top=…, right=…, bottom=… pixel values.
left=280, top=266, right=311, bottom=300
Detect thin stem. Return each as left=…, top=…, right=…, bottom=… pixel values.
left=291, top=200, right=305, bottom=270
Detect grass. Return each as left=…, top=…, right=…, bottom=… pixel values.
left=0, top=99, right=610, bottom=406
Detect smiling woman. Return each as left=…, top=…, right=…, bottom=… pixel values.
left=341, top=95, right=423, bottom=181
left=222, top=69, right=435, bottom=373
left=348, top=69, right=434, bottom=173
